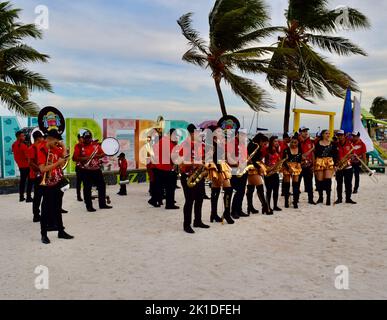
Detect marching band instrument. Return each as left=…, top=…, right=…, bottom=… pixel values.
left=84, top=137, right=120, bottom=167
left=40, top=150, right=54, bottom=186
left=353, top=154, right=379, bottom=184
left=266, top=156, right=288, bottom=177
left=336, top=146, right=355, bottom=171
left=236, top=142, right=260, bottom=177
left=301, top=146, right=315, bottom=167
left=187, top=165, right=208, bottom=188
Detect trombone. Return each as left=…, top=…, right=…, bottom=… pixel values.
left=353, top=154, right=379, bottom=184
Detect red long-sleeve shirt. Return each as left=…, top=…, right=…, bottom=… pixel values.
left=12, top=141, right=29, bottom=168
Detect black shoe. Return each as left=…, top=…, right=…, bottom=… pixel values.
left=166, top=205, right=180, bottom=210
left=346, top=199, right=357, bottom=204
left=87, top=207, right=97, bottom=212
left=26, top=198, right=33, bottom=203
left=19, top=197, right=25, bottom=202
left=148, top=199, right=161, bottom=208
left=266, top=210, right=274, bottom=216
left=293, top=203, right=299, bottom=209
left=353, top=189, right=358, bottom=194
left=248, top=207, right=259, bottom=214
left=210, top=214, right=222, bottom=223
left=285, top=200, right=290, bottom=208
left=106, top=196, right=111, bottom=204
left=58, top=231, right=74, bottom=240
left=231, top=213, right=240, bottom=219
left=33, top=215, right=41, bottom=223
left=100, top=205, right=113, bottom=209
left=238, top=211, right=249, bottom=217
left=61, top=209, right=68, bottom=214
left=334, top=199, right=343, bottom=205
left=308, top=200, right=317, bottom=205
left=193, top=221, right=210, bottom=229
left=317, top=197, right=324, bottom=204
left=77, top=197, right=83, bottom=202
left=184, top=226, right=195, bottom=234
left=224, top=216, right=235, bottom=224
left=273, top=206, right=282, bottom=212
left=41, top=235, right=50, bottom=244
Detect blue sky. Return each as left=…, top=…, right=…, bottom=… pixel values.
left=2, top=0, right=386, bottom=132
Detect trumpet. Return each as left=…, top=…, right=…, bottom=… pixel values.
left=40, top=150, right=54, bottom=186
left=353, top=154, right=379, bottom=184
left=84, top=144, right=100, bottom=167
left=336, top=147, right=355, bottom=171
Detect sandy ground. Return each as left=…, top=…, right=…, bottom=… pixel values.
left=0, top=173, right=386, bottom=300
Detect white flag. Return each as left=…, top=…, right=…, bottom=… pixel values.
left=353, top=97, right=374, bottom=152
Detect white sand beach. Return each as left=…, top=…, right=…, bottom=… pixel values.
left=0, top=174, right=386, bottom=300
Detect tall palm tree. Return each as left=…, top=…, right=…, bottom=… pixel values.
left=370, top=97, right=387, bottom=120
left=267, top=0, right=370, bottom=132
left=0, top=1, right=52, bottom=116
left=178, top=0, right=280, bottom=117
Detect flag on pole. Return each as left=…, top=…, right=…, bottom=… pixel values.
left=353, top=97, right=374, bottom=152
left=341, top=88, right=353, bottom=134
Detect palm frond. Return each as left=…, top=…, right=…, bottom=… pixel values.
left=3, top=68, right=53, bottom=92
left=306, top=34, right=367, bottom=56
left=177, top=13, right=208, bottom=55
left=182, top=48, right=208, bottom=68
left=0, top=82, right=40, bottom=116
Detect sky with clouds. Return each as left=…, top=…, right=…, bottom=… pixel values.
left=2, top=0, right=386, bottom=133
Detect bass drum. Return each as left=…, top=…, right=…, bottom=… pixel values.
left=101, top=137, right=120, bottom=156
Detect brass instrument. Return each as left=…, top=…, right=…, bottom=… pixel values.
left=336, top=147, right=355, bottom=171
left=353, top=154, right=379, bottom=184
left=236, top=141, right=260, bottom=177
left=266, top=156, right=288, bottom=177
left=84, top=142, right=100, bottom=167
left=40, top=150, right=54, bottom=186
left=187, top=165, right=208, bottom=188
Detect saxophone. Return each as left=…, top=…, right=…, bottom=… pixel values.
left=336, top=146, right=355, bottom=171
left=266, top=156, right=288, bottom=177
left=187, top=165, right=208, bottom=188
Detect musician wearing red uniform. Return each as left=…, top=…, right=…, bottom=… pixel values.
left=117, top=153, right=128, bottom=196
left=150, top=129, right=179, bottom=210
left=75, top=134, right=84, bottom=202
left=12, top=131, right=33, bottom=202
left=351, top=131, right=367, bottom=194
left=335, top=131, right=356, bottom=205
left=72, top=131, right=112, bottom=212
left=37, top=130, right=74, bottom=244
left=27, top=131, right=45, bottom=222
left=178, top=124, right=209, bottom=233
left=264, top=136, right=282, bottom=214
left=298, top=127, right=316, bottom=204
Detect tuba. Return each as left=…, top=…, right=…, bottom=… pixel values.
left=187, top=165, right=208, bottom=188
left=266, top=157, right=288, bottom=177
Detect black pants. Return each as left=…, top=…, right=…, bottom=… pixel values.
left=181, top=174, right=205, bottom=228
left=80, top=169, right=107, bottom=209
left=32, top=179, right=44, bottom=215
left=336, top=168, right=353, bottom=201
left=118, top=173, right=128, bottom=195
left=300, top=166, right=314, bottom=202
left=40, top=185, right=64, bottom=235
left=265, top=173, right=280, bottom=209
left=230, top=174, right=248, bottom=214
left=153, top=169, right=177, bottom=208
left=19, top=168, right=32, bottom=199
left=352, top=163, right=361, bottom=192
left=75, top=166, right=83, bottom=198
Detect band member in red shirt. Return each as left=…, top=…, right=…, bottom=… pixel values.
left=264, top=136, right=282, bottom=214
left=151, top=129, right=179, bottom=210
left=279, top=132, right=290, bottom=158
left=117, top=153, right=128, bottom=196
left=12, top=131, right=33, bottom=202
left=38, top=130, right=74, bottom=244
left=178, top=124, right=209, bottom=233
left=75, top=134, right=84, bottom=202
left=73, top=131, right=113, bottom=212
left=335, top=131, right=356, bottom=205
left=298, top=127, right=316, bottom=204
left=351, top=131, right=367, bottom=194
left=27, top=131, right=45, bottom=222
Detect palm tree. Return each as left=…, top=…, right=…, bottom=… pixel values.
left=178, top=0, right=280, bottom=117
left=267, top=0, right=370, bottom=132
left=370, top=97, right=387, bottom=120
left=0, top=1, right=52, bottom=116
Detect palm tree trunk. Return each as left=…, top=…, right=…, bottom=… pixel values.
left=283, top=78, right=292, bottom=133
left=214, top=78, right=227, bottom=116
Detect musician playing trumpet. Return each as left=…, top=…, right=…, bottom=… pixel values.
left=335, top=131, right=357, bottom=205
left=37, top=129, right=74, bottom=244
left=72, top=130, right=112, bottom=212
left=282, top=134, right=303, bottom=209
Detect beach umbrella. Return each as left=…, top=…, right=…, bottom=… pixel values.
left=341, top=88, right=353, bottom=134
